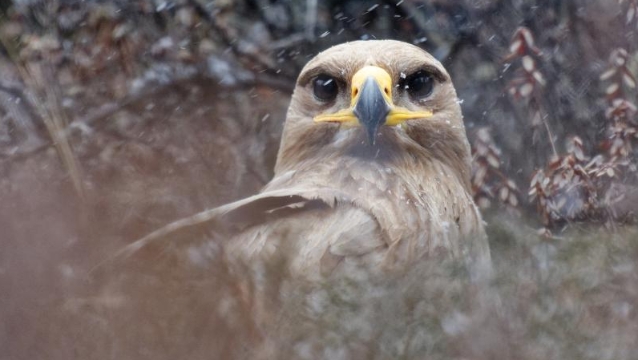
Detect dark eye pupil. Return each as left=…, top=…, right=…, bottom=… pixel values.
left=405, top=71, right=434, bottom=99
left=313, top=74, right=338, bottom=101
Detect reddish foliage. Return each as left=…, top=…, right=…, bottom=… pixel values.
left=528, top=136, right=600, bottom=227
left=621, top=0, right=638, bottom=29
left=471, top=128, right=520, bottom=210
left=479, top=25, right=638, bottom=232
left=527, top=46, right=638, bottom=230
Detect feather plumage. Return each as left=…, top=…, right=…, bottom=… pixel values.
left=120, top=40, right=491, bottom=281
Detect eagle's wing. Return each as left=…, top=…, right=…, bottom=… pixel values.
left=223, top=188, right=390, bottom=281
left=109, top=186, right=390, bottom=281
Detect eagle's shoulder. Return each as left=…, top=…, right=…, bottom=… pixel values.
left=220, top=186, right=390, bottom=279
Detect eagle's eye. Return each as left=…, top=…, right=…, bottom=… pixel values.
left=404, top=70, right=434, bottom=101
left=313, top=74, right=338, bottom=102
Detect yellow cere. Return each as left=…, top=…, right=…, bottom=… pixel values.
left=314, top=66, right=433, bottom=126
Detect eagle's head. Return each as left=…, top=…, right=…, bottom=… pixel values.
left=274, top=40, right=472, bottom=189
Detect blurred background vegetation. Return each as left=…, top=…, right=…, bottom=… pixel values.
left=1, top=1, right=638, bottom=359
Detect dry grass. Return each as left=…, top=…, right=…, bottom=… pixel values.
left=4, top=203, right=637, bottom=359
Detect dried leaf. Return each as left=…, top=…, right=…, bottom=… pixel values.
left=475, top=143, right=488, bottom=156
left=573, top=164, right=587, bottom=177
left=537, top=227, right=552, bottom=237
left=528, top=187, right=537, bottom=197
left=486, top=154, right=500, bottom=168
left=623, top=72, right=636, bottom=88
left=573, top=147, right=586, bottom=162
left=530, top=170, right=543, bottom=187
left=477, top=128, right=492, bottom=143
left=586, top=155, right=604, bottom=168
left=531, top=111, right=542, bottom=126
left=477, top=197, right=491, bottom=209
left=522, top=56, right=535, bottom=72
left=548, top=155, right=561, bottom=169
left=509, top=39, right=522, bottom=55
left=571, top=136, right=583, bottom=146
left=532, top=71, right=546, bottom=86
left=612, top=48, right=628, bottom=66
left=519, top=82, right=534, bottom=98
left=473, top=166, right=487, bottom=186
left=112, top=24, right=129, bottom=39
left=499, top=186, right=509, bottom=201
left=509, top=193, right=519, bottom=207
left=628, top=5, right=636, bottom=24
left=520, top=27, right=535, bottom=48
left=600, top=68, right=617, bottom=81
left=606, top=83, right=619, bottom=95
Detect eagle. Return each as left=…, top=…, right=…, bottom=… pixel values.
left=120, top=39, right=491, bottom=281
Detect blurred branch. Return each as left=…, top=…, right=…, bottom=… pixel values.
left=0, top=16, right=86, bottom=199
left=186, top=0, right=296, bottom=80
left=305, top=0, right=317, bottom=41
left=252, top=73, right=294, bottom=93
left=0, top=81, right=23, bottom=98
left=22, top=62, right=86, bottom=199
left=0, top=72, right=292, bottom=164
left=267, top=33, right=306, bottom=51
left=395, top=0, right=446, bottom=52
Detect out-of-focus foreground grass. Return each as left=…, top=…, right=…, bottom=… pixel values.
left=1, top=1, right=638, bottom=359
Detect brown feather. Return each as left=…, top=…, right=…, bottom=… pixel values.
left=118, top=40, right=490, bottom=280
left=222, top=40, right=490, bottom=280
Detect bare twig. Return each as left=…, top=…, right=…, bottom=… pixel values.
left=395, top=0, right=445, bottom=51
left=305, top=0, right=317, bottom=41
left=186, top=0, right=294, bottom=80
left=542, top=114, right=558, bottom=158
left=267, top=33, right=306, bottom=51
left=0, top=81, right=24, bottom=98
left=22, top=61, right=86, bottom=199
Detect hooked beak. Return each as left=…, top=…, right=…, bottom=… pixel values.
left=314, top=66, right=433, bottom=144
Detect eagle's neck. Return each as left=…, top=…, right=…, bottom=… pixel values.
left=268, top=149, right=466, bottom=200
left=268, top=136, right=476, bottom=217
left=272, top=126, right=473, bottom=196
left=264, top=149, right=482, bottom=262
